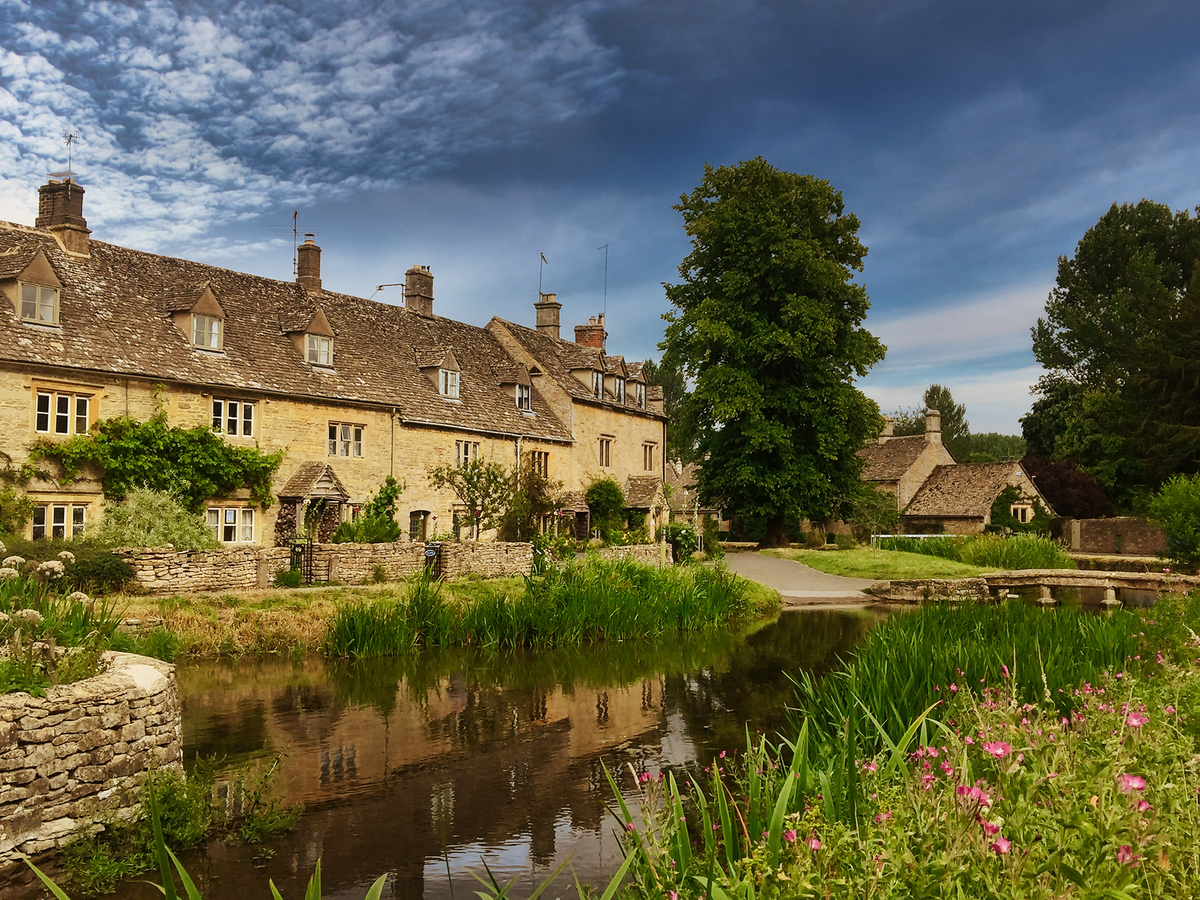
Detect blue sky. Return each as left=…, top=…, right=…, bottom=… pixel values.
left=2, top=0, right=1198, bottom=433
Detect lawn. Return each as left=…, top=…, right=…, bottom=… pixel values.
left=761, top=547, right=990, bottom=579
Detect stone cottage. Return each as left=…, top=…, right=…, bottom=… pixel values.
left=901, top=461, right=1054, bottom=534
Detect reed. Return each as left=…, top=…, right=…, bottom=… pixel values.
left=878, top=532, right=1075, bottom=569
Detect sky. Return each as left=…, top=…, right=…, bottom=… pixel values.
left=2, top=0, right=1199, bottom=434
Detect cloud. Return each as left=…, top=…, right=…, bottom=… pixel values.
left=861, top=364, right=1044, bottom=435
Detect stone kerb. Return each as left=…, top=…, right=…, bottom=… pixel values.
left=0, top=651, right=182, bottom=866
left=596, top=544, right=672, bottom=566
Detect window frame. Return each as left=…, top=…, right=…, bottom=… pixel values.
left=643, top=442, right=656, bottom=472
left=592, top=371, right=603, bottom=399
left=328, top=422, right=364, bottom=457
left=207, top=506, right=256, bottom=544
left=636, top=382, right=646, bottom=409
left=20, top=282, right=60, bottom=326
left=599, top=437, right=613, bottom=468
left=31, top=503, right=87, bottom=540
left=439, top=368, right=461, bottom=399
left=212, top=398, right=256, bottom=437
left=455, top=440, right=480, bottom=467
left=614, top=378, right=625, bottom=404
left=306, top=333, right=333, bottom=366
left=531, top=450, right=549, bottom=477
left=516, top=383, right=532, bottom=411
left=34, top=390, right=90, bottom=436
left=192, top=313, right=224, bottom=351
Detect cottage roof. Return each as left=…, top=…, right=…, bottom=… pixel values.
left=904, top=462, right=1030, bottom=518
left=625, top=475, right=663, bottom=508
left=279, top=462, right=351, bottom=501
left=0, top=246, right=39, bottom=280
left=858, top=435, right=930, bottom=482
left=0, top=221, right=572, bottom=442
left=665, top=460, right=700, bottom=510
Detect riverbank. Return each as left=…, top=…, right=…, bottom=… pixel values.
left=762, top=547, right=990, bottom=579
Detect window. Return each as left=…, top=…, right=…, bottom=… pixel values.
left=643, top=442, right=656, bottom=471
left=516, top=383, right=531, bottom=411
left=212, top=399, right=255, bottom=437
left=599, top=437, right=612, bottom=468
left=530, top=450, right=550, bottom=477
left=1011, top=503, right=1032, bottom=524
left=307, top=334, right=333, bottom=366
left=636, top=383, right=646, bottom=409
left=456, top=440, right=480, bottom=467
left=439, top=368, right=461, bottom=398
left=614, top=378, right=625, bottom=404
left=20, top=283, right=59, bottom=325
left=207, top=507, right=255, bottom=543
left=409, top=510, right=429, bottom=542
left=192, top=314, right=223, bottom=350
left=32, top=504, right=86, bottom=540
left=328, top=423, right=364, bottom=457
left=35, top=390, right=90, bottom=435
left=592, top=371, right=603, bottom=399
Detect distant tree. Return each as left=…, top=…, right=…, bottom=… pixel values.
left=961, top=433, right=1026, bottom=463
left=428, top=459, right=513, bottom=539
left=661, top=158, right=885, bottom=548
left=641, top=357, right=694, bottom=460
left=499, top=454, right=563, bottom=541
left=848, top=483, right=899, bottom=541
left=585, top=477, right=626, bottom=538
left=1021, top=456, right=1114, bottom=519
left=1020, top=380, right=1082, bottom=459
left=889, top=384, right=970, bottom=459
left=1148, top=474, right=1200, bottom=570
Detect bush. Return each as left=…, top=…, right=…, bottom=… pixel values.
left=586, top=477, right=626, bottom=538
left=1149, top=474, right=1200, bottom=570
left=87, top=487, right=220, bottom=551
left=273, top=568, right=303, bottom=588
left=0, top=536, right=134, bottom=594
left=657, top=521, right=699, bottom=561
left=834, top=532, right=856, bottom=550
left=701, top=516, right=724, bottom=559
left=331, top=476, right=402, bottom=543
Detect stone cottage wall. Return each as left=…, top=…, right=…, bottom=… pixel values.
left=0, top=652, right=181, bottom=865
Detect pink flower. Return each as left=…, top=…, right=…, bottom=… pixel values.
left=669, top=893, right=679, bottom=900
left=982, top=741, right=1012, bottom=758
left=1165, top=706, right=1176, bottom=715
left=874, top=811, right=892, bottom=824
left=1001, top=664, right=1010, bottom=680
left=1116, top=845, right=1137, bottom=866
left=1119, top=774, right=1147, bottom=793
left=990, top=836, right=1011, bottom=855
left=979, top=819, right=1001, bottom=836
left=1137, top=800, right=1152, bottom=812
left=638, top=772, right=652, bottom=783
left=1126, top=712, right=1149, bottom=728
left=783, top=829, right=797, bottom=843
left=862, top=761, right=878, bottom=773
left=950, top=683, right=958, bottom=693
left=626, top=823, right=636, bottom=832
left=719, top=750, right=726, bottom=759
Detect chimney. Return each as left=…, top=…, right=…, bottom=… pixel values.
left=405, top=265, right=434, bottom=317
left=296, top=235, right=322, bottom=294
left=924, top=408, right=942, bottom=443
left=879, top=415, right=894, bottom=443
left=534, top=292, right=561, bottom=339
left=36, top=178, right=90, bottom=255
left=574, top=312, right=606, bottom=351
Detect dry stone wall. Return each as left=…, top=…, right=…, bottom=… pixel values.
left=0, top=652, right=181, bottom=865
left=596, top=544, right=671, bottom=566
left=438, top=541, right=533, bottom=578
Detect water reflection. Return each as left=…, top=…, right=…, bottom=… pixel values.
left=7, top=609, right=879, bottom=900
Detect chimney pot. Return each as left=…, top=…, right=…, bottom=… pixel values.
left=405, top=265, right=435, bottom=317
left=296, top=238, right=322, bottom=294
left=35, top=178, right=90, bottom=255
left=574, top=314, right=607, bottom=351
left=534, top=292, right=562, bottom=339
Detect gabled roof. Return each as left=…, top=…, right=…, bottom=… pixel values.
left=625, top=475, right=663, bottom=508
left=904, top=462, right=1031, bottom=518
left=279, top=462, right=351, bottom=501
left=0, top=246, right=39, bottom=280
left=858, top=435, right=929, bottom=482
left=0, top=220, right=573, bottom=442
left=414, top=347, right=457, bottom=370
left=162, top=281, right=215, bottom=314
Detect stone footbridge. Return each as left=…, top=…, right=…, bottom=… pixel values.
left=869, top=568, right=1200, bottom=605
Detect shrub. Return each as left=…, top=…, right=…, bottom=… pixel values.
left=273, top=568, right=303, bottom=588
left=657, top=521, right=699, bottom=561
left=701, top=516, right=724, bottom=559
left=802, top=530, right=826, bottom=549
left=87, top=487, right=220, bottom=551
left=833, top=532, right=856, bottom=550
left=1149, top=473, right=1200, bottom=569
left=848, top=482, right=899, bottom=540
left=586, top=477, right=626, bottom=538
left=332, top=476, right=402, bottom=543
left=1, top=536, right=134, bottom=594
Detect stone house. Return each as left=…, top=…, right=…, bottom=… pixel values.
left=901, top=461, right=1054, bottom=535
left=858, top=410, right=957, bottom=510
left=0, top=177, right=665, bottom=545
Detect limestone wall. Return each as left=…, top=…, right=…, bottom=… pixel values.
left=1067, top=517, right=1167, bottom=556
left=0, top=652, right=181, bottom=865
left=437, top=541, right=534, bottom=578
left=595, top=544, right=671, bottom=566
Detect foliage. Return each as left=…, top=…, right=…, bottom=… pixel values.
left=1031, top=200, right=1200, bottom=505
left=0, top=450, right=43, bottom=535
left=1020, top=454, right=1114, bottom=518
left=847, top=482, right=898, bottom=540
left=642, top=356, right=694, bottom=460
left=585, top=476, right=626, bottom=537
left=701, top=515, right=724, bottom=559
left=877, top=532, right=1075, bottom=569
left=763, top=547, right=989, bottom=580
left=428, top=458, right=513, bottom=536
left=892, top=384, right=970, bottom=459
left=87, top=487, right=220, bottom=552
left=1020, top=377, right=1083, bottom=459
left=332, top=476, right=402, bottom=543
left=322, top=560, right=763, bottom=657
left=660, top=157, right=885, bottom=548
left=33, top=412, right=285, bottom=511
left=657, top=521, right=699, bottom=561
left=274, top=567, right=303, bottom=588
left=987, top=485, right=1053, bottom=534
left=960, top=431, right=1026, bottom=462
left=2, top=536, right=135, bottom=594
left=1148, top=473, right=1200, bottom=569
left=499, top=453, right=564, bottom=541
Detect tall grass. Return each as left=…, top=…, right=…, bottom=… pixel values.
left=792, top=599, right=1138, bottom=757
left=878, top=532, right=1075, bottom=569
left=322, top=559, right=758, bottom=658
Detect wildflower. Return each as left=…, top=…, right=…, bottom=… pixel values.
left=638, top=772, right=651, bottom=783
left=718, top=750, right=726, bottom=759
left=3, top=555, right=25, bottom=567
left=0, top=612, right=8, bottom=624
left=36, top=560, right=65, bottom=578
left=57, top=550, right=75, bottom=563
left=13, top=609, right=43, bottom=625
left=68, top=590, right=90, bottom=602
left=1119, top=774, right=1147, bottom=793
left=982, top=741, right=1012, bottom=758
left=1137, top=800, right=1152, bottom=812
left=0, top=540, right=5, bottom=554
left=1001, top=664, right=1010, bottom=680
left=625, top=823, right=636, bottom=832
left=940, top=762, right=955, bottom=777
left=1116, top=845, right=1137, bottom=866
left=668, top=893, right=678, bottom=900
left=0, top=567, right=18, bottom=580
left=808, top=835, right=821, bottom=851
left=1126, top=712, right=1149, bottom=728
left=862, top=761, right=877, bottom=773
left=950, top=683, right=958, bottom=693
left=921, top=773, right=936, bottom=790
left=783, top=829, right=796, bottom=843
left=1165, top=706, right=1177, bottom=715
left=990, top=836, right=1011, bottom=855
left=874, top=811, right=892, bottom=824
left=979, top=819, right=1001, bottom=836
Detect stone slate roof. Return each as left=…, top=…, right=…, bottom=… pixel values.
left=0, top=221, right=572, bottom=442
left=279, top=462, right=351, bottom=500
left=859, top=436, right=929, bottom=482
left=625, top=475, right=663, bottom=508
left=489, top=318, right=666, bottom=419
left=903, top=462, right=1027, bottom=518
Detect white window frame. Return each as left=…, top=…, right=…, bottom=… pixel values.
left=20, top=282, right=59, bottom=325
left=207, top=507, right=255, bottom=543
left=439, top=368, right=461, bottom=398
left=636, top=383, right=646, bottom=409
left=32, top=503, right=87, bottom=540
left=307, top=334, right=333, bottom=366
left=599, top=437, right=612, bottom=468
left=592, top=371, right=603, bottom=399
left=643, top=442, right=656, bottom=472
left=456, top=440, right=480, bottom=467
left=212, top=399, right=255, bottom=437
left=531, top=450, right=549, bottom=477
left=192, top=313, right=224, bottom=350
left=516, top=383, right=531, bottom=411
left=35, top=390, right=90, bottom=436
left=614, top=378, right=625, bottom=404
left=328, top=423, right=364, bottom=457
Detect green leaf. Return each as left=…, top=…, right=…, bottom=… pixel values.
left=18, top=855, right=74, bottom=900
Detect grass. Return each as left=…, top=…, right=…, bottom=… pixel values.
left=762, top=547, right=990, bottom=579
left=879, top=532, right=1076, bottom=569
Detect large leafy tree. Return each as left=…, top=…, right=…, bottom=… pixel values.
left=641, top=356, right=694, bottom=460
left=1031, top=199, right=1200, bottom=505
left=661, top=158, right=885, bottom=547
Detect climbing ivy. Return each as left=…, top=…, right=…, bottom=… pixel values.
left=32, top=413, right=285, bottom=511
left=988, top=485, right=1052, bottom=535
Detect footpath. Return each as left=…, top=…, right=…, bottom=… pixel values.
left=722, top=551, right=875, bottom=607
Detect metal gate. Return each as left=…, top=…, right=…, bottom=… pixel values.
left=291, top=538, right=315, bottom=585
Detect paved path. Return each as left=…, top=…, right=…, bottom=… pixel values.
left=723, top=551, right=875, bottom=605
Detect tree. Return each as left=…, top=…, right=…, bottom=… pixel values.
left=891, top=384, right=970, bottom=459
left=661, top=158, right=885, bottom=548
left=499, top=453, right=563, bottom=541
left=1030, top=199, right=1200, bottom=505
left=332, top=476, right=403, bottom=543
left=1148, top=474, right=1200, bottom=570
left=641, top=357, right=694, bottom=460
left=1020, top=456, right=1114, bottom=519
left=585, top=477, right=625, bottom=539
left=427, top=459, right=513, bottom=539
left=848, top=484, right=899, bottom=541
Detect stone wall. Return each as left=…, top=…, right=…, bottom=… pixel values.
left=1067, top=517, right=1167, bottom=556
left=595, top=544, right=672, bottom=566
left=438, top=542, right=534, bottom=578
left=0, top=652, right=181, bottom=865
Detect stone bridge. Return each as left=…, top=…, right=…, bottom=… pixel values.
left=868, top=568, right=1199, bottom=605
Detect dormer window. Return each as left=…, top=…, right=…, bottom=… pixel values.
left=21, top=283, right=59, bottom=325
left=192, top=313, right=223, bottom=350
left=614, top=378, right=625, bottom=404
left=516, top=383, right=531, bottom=411
left=307, top=334, right=333, bottom=366
left=592, top=371, right=603, bottom=399
left=440, top=368, right=461, bottom=398
left=636, top=383, right=646, bottom=409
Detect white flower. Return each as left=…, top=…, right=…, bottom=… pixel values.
left=13, top=609, right=43, bottom=625
left=68, top=590, right=90, bottom=602
left=58, top=550, right=76, bottom=563
left=0, top=567, right=18, bottom=580
left=36, top=560, right=65, bottom=578
left=2, top=556, right=25, bottom=568
left=0, top=612, right=9, bottom=624
left=0, top=540, right=6, bottom=555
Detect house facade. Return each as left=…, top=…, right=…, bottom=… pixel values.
left=0, top=177, right=665, bottom=545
